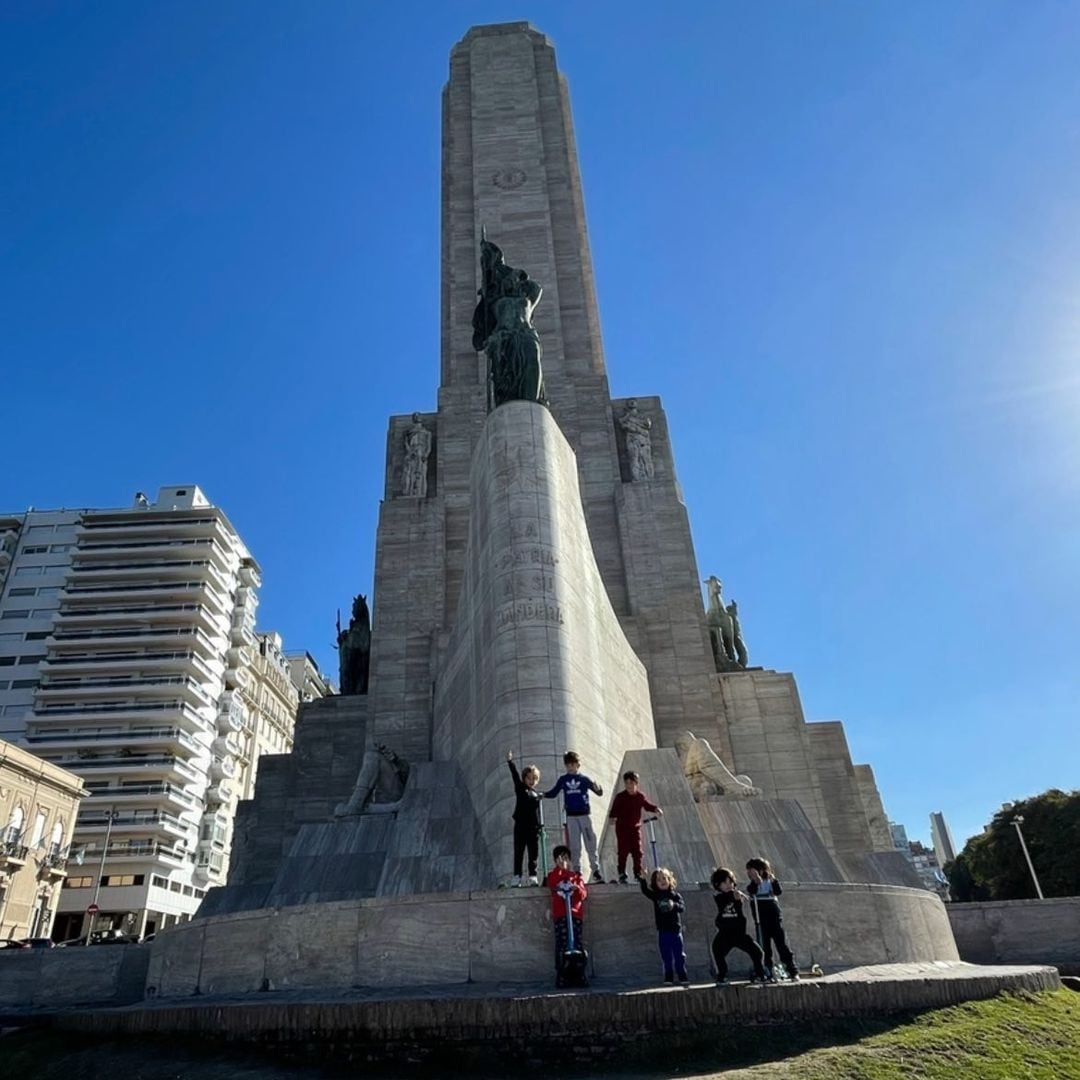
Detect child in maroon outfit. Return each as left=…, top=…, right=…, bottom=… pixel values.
left=608, top=771, right=663, bottom=883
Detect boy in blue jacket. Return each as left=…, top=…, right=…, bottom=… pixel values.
left=544, top=751, right=605, bottom=883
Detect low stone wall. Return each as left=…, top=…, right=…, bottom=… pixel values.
left=0, top=945, right=149, bottom=1010
left=949, top=897, right=1080, bottom=968
left=147, top=881, right=958, bottom=998
left=49, top=963, right=1061, bottom=1067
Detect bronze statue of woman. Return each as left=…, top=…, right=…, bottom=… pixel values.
left=471, top=235, right=544, bottom=408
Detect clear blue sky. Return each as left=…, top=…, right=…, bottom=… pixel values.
left=3, top=2, right=1078, bottom=851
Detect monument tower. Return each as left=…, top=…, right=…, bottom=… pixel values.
left=210, top=22, right=915, bottom=912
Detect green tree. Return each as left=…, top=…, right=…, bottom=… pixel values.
left=948, top=789, right=1080, bottom=901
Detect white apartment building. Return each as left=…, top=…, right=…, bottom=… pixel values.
left=0, top=486, right=299, bottom=940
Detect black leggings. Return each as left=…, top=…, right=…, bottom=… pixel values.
left=758, top=910, right=796, bottom=972
left=712, top=932, right=766, bottom=980
left=513, top=821, right=539, bottom=876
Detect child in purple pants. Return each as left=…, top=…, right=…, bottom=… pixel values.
left=639, top=867, right=689, bottom=983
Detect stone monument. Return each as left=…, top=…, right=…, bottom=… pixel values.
left=202, top=22, right=929, bottom=938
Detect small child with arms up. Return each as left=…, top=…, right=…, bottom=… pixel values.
left=608, top=770, right=662, bottom=883
left=710, top=867, right=767, bottom=984
left=506, top=750, right=542, bottom=886
left=545, top=844, right=588, bottom=986
left=746, top=857, right=799, bottom=980
left=639, top=867, right=689, bottom=984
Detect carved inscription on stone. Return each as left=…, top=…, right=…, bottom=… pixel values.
left=496, top=600, right=565, bottom=628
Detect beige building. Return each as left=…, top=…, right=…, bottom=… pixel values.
left=286, top=650, right=333, bottom=703
left=0, top=739, right=85, bottom=940
left=235, top=632, right=298, bottom=801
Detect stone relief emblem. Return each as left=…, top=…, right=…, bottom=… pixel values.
left=492, top=168, right=527, bottom=189
left=400, top=412, right=432, bottom=497
left=617, top=398, right=654, bottom=480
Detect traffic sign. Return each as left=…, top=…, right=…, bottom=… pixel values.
left=86, top=903, right=99, bottom=916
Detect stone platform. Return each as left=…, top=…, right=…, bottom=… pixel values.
left=38, top=962, right=1060, bottom=1067
left=145, top=881, right=958, bottom=998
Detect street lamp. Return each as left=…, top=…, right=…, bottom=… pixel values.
left=1011, top=815, right=1044, bottom=900
left=84, top=808, right=121, bottom=943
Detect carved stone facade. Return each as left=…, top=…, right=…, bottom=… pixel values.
left=0, top=740, right=84, bottom=940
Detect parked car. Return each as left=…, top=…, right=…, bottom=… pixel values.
left=0, top=939, right=29, bottom=951
left=20, top=938, right=56, bottom=949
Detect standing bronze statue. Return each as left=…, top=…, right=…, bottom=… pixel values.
left=471, top=233, right=545, bottom=408
left=726, top=600, right=749, bottom=667
left=335, top=595, right=371, bottom=695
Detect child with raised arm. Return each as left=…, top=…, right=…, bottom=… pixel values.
left=639, top=867, right=688, bottom=983
left=543, top=751, right=605, bottom=883
left=745, top=857, right=799, bottom=980
left=608, top=770, right=662, bottom=883
left=710, top=867, right=767, bottom=984
left=506, top=751, right=543, bottom=886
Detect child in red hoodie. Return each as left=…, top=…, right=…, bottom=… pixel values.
left=545, top=844, right=588, bottom=976
left=608, top=771, right=662, bottom=883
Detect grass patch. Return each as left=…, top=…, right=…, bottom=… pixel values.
left=708, top=989, right=1080, bottom=1079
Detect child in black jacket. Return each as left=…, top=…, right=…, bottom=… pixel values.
left=506, top=751, right=543, bottom=885
left=710, top=867, right=767, bottom=984
left=639, top=867, right=688, bottom=983
left=746, top=857, right=799, bottom=979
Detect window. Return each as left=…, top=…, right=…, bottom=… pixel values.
left=5, top=805, right=24, bottom=842
left=0, top=633, right=21, bottom=642
left=22, top=545, right=48, bottom=554
left=37, top=587, right=60, bottom=598
left=49, top=544, right=72, bottom=553
left=169, top=881, right=182, bottom=893
left=102, top=874, right=144, bottom=887
left=182, top=885, right=194, bottom=896
left=31, top=610, right=55, bottom=618
left=2, top=610, right=30, bottom=619
left=13, top=567, right=42, bottom=577
left=19, top=654, right=45, bottom=664
left=12, top=679, right=37, bottom=689
left=64, top=877, right=93, bottom=889
left=0, top=658, right=14, bottom=667
left=50, top=821, right=64, bottom=849
left=9, top=588, right=36, bottom=597
left=25, top=632, right=50, bottom=640
left=151, top=874, right=169, bottom=889
left=29, top=810, right=47, bottom=848
left=194, top=888, right=205, bottom=899
left=26, top=526, right=54, bottom=536
left=0, top=681, right=8, bottom=690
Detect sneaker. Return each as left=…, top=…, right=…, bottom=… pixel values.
left=512, top=875, right=523, bottom=888
left=749, top=974, right=768, bottom=984
left=715, top=977, right=729, bottom=986
left=527, top=875, right=539, bottom=886
left=664, top=972, right=674, bottom=984
left=590, top=871, right=605, bottom=884
left=617, top=873, right=628, bottom=885
left=789, top=972, right=801, bottom=981
left=677, top=972, right=689, bottom=985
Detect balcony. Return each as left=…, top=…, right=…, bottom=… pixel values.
left=24, top=725, right=203, bottom=755
left=29, top=698, right=213, bottom=734
left=205, top=781, right=232, bottom=804
left=84, top=783, right=198, bottom=809
left=211, top=733, right=242, bottom=757
left=0, top=838, right=30, bottom=869
left=54, top=603, right=227, bottom=638
left=90, top=840, right=191, bottom=864
left=36, top=843, right=71, bottom=879
left=48, top=624, right=222, bottom=659
left=78, top=809, right=192, bottom=840
left=210, top=757, right=237, bottom=781
left=224, top=665, right=250, bottom=690
left=77, top=516, right=228, bottom=542
left=50, top=754, right=203, bottom=783
left=41, top=649, right=218, bottom=682
left=36, top=674, right=212, bottom=708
